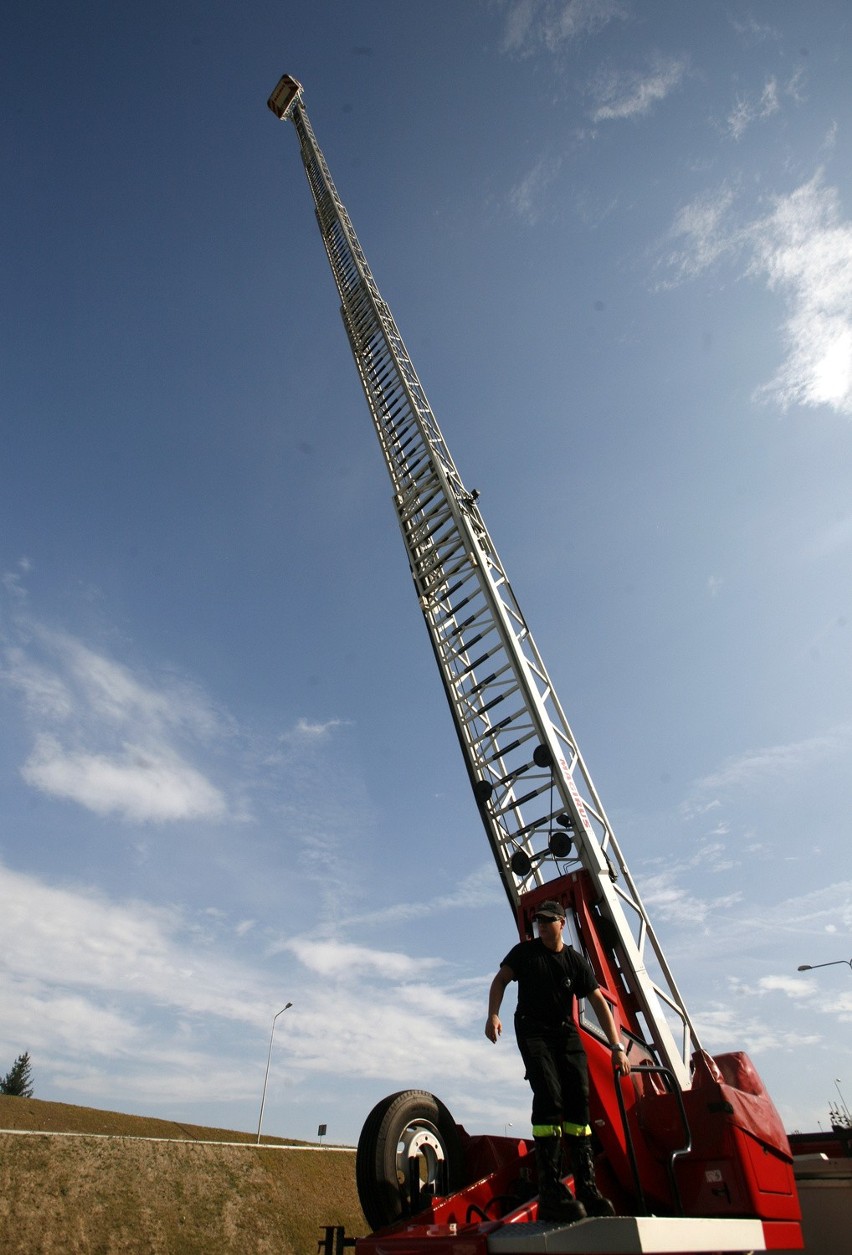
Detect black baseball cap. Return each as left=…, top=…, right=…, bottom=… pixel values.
left=534, top=899, right=565, bottom=922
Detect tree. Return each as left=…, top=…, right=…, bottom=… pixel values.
left=0, top=1051, right=34, bottom=1097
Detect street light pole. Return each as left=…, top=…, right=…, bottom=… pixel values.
left=796, top=963, right=852, bottom=1127
left=256, top=1001, right=293, bottom=1144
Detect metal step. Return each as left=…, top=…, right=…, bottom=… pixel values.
left=486, top=1215, right=765, bottom=1253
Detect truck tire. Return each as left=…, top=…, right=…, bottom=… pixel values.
left=356, top=1089, right=465, bottom=1233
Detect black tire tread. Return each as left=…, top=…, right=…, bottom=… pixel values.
left=355, top=1089, right=464, bottom=1232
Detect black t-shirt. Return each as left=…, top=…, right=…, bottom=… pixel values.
left=501, top=938, right=598, bottom=1033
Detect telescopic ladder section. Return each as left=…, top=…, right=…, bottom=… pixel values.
left=268, top=76, right=697, bottom=1089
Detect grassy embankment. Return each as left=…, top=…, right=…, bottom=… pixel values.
left=0, top=1095, right=367, bottom=1254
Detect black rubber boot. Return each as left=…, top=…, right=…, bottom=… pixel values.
left=568, top=1136, right=616, bottom=1217
left=534, top=1137, right=587, bottom=1225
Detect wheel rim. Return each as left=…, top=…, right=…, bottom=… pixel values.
left=396, top=1119, right=446, bottom=1191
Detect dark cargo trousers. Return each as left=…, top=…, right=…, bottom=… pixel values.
left=515, top=1018, right=592, bottom=1137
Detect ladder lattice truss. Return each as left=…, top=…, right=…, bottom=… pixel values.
left=279, top=86, right=699, bottom=1088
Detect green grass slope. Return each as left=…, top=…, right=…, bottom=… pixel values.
left=0, top=1097, right=368, bottom=1254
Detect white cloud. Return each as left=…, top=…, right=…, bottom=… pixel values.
left=283, top=937, right=443, bottom=980
left=639, top=866, right=742, bottom=927
left=694, top=1002, right=822, bottom=1055
left=726, top=77, right=780, bottom=140
left=756, top=975, right=815, bottom=999
left=500, top=0, right=538, bottom=52
left=396, top=981, right=478, bottom=1027
left=749, top=174, right=852, bottom=415
left=21, top=735, right=225, bottom=822
left=636, top=835, right=745, bottom=927
left=659, top=184, right=741, bottom=284
left=340, top=864, right=502, bottom=929
left=691, top=725, right=852, bottom=797
left=729, top=16, right=780, bottom=45
left=2, top=648, right=74, bottom=720
left=802, top=514, right=852, bottom=560
left=281, top=716, right=348, bottom=744
left=280, top=977, right=522, bottom=1110
left=726, top=69, right=806, bottom=140
left=728, top=971, right=852, bottom=1020
left=1, top=595, right=230, bottom=823
left=499, top=0, right=627, bottom=56
left=0, top=856, right=522, bottom=1126
left=640, top=873, right=852, bottom=974
left=786, top=66, right=807, bottom=107
left=821, top=120, right=838, bottom=154
left=588, top=54, right=688, bottom=123
left=508, top=155, right=563, bottom=224
left=660, top=173, right=852, bottom=417
left=0, top=862, right=265, bottom=1030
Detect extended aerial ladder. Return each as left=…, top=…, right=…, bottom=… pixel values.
left=268, top=75, right=802, bottom=1253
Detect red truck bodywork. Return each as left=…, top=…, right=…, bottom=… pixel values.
left=353, top=871, right=802, bottom=1253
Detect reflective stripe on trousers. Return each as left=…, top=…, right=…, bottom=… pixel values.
left=531, top=1121, right=592, bottom=1138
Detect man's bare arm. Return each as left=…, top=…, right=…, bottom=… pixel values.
left=485, top=965, right=514, bottom=1042
left=587, top=987, right=631, bottom=1075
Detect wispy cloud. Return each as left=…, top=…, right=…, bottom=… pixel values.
left=639, top=839, right=743, bottom=927
left=689, top=725, right=852, bottom=799
left=693, top=1001, right=822, bottom=1055
left=0, top=856, right=522, bottom=1124
left=0, top=862, right=266, bottom=1033
left=638, top=865, right=852, bottom=971
left=283, top=937, right=443, bottom=980
left=659, top=184, right=741, bottom=283
left=499, top=0, right=628, bottom=57
left=725, top=67, right=805, bottom=140
left=587, top=54, right=688, bottom=123
left=731, top=971, right=852, bottom=1022
left=756, top=974, right=816, bottom=999
left=659, top=172, right=852, bottom=417
left=800, top=514, right=852, bottom=560
left=726, top=77, right=780, bottom=140
left=507, top=155, right=563, bottom=224
left=20, top=735, right=225, bottom=822
left=280, top=716, right=349, bottom=744
left=1, top=601, right=229, bottom=823
left=340, top=864, right=502, bottom=930
left=640, top=869, right=742, bottom=927
left=749, top=173, right=852, bottom=415
left=729, top=15, right=781, bottom=46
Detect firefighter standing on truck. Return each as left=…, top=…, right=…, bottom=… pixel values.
left=485, top=898, right=630, bottom=1224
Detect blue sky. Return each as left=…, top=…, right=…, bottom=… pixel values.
left=2, top=1, right=851, bottom=1145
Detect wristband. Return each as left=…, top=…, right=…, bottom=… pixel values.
left=611, top=1042, right=626, bottom=1053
